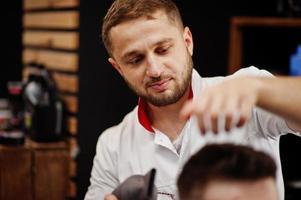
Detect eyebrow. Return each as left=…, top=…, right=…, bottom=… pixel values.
left=121, top=38, right=173, bottom=61
left=155, top=38, right=173, bottom=47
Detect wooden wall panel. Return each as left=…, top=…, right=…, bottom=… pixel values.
left=68, top=181, right=77, bottom=198
left=68, top=138, right=78, bottom=198
left=23, top=2, right=79, bottom=198
left=61, top=95, right=78, bottom=113
left=23, top=49, right=78, bottom=72
left=24, top=0, right=79, bottom=10
left=52, top=72, right=78, bottom=93
left=23, top=31, right=79, bottom=50
left=24, top=11, right=79, bottom=29
left=67, top=117, right=77, bottom=135
left=69, top=159, right=77, bottom=177
left=69, top=138, right=78, bottom=158
left=22, top=67, right=30, bottom=82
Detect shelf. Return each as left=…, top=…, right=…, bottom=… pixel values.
left=228, top=17, right=301, bottom=74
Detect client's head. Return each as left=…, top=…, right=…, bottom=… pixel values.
left=177, top=143, right=278, bottom=200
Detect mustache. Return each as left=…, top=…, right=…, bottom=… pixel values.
left=145, top=75, right=172, bottom=87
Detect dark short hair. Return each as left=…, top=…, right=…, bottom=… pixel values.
left=177, top=143, right=277, bottom=200
left=102, top=0, right=184, bottom=56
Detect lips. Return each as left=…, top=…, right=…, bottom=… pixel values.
left=148, top=78, right=171, bottom=92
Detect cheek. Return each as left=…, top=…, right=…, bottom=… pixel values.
left=173, top=49, right=189, bottom=66
left=170, top=56, right=188, bottom=74
left=125, top=69, right=145, bottom=85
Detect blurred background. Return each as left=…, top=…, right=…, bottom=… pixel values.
left=1, top=0, right=301, bottom=199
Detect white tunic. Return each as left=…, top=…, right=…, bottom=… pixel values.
left=85, top=66, right=299, bottom=200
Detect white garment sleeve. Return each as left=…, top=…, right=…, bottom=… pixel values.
left=84, top=133, right=119, bottom=200
left=238, top=66, right=300, bottom=138
left=231, top=66, right=274, bottom=77
left=252, top=107, right=298, bottom=139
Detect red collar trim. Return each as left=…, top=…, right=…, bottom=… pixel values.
left=138, top=98, right=154, bottom=133
left=137, top=85, right=193, bottom=134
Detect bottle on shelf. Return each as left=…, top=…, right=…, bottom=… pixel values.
left=0, top=81, right=25, bottom=146
left=23, top=61, right=65, bottom=142
left=0, top=99, right=12, bottom=132
left=8, top=81, right=24, bottom=130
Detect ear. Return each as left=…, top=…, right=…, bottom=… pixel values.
left=108, top=57, right=124, bottom=76
left=183, top=27, right=193, bottom=56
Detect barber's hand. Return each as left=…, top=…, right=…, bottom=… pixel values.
left=104, top=194, right=118, bottom=200
left=181, top=77, right=259, bottom=134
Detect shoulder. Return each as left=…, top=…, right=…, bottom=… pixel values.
left=197, top=66, right=273, bottom=90
left=230, top=66, right=274, bottom=77
left=192, top=68, right=225, bottom=89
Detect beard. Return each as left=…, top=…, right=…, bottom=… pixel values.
left=124, top=53, right=193, bottom=107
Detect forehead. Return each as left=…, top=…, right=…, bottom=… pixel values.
left=109, top=11, right=182, bottom=58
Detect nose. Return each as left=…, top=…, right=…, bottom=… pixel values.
left=145, top=55, right=163, bottom=78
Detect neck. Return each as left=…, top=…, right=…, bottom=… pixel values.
left=147, top=87, right=190, bottom=141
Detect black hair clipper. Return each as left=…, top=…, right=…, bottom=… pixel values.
left=112, top=168, right=157, bottom=200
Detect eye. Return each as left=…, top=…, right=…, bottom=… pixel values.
left=156, top=45, right=171, bottom=55
left=128, top=55, right=143, bottom=65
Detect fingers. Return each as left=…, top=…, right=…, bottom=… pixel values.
left=180, top=85, right=254, bottom=134
left=225, top=112, right=233, bottom=132
left=104, top=194, right=118, bottom=200
left=224, top=95, right=240, bottom=131
left=209, top=99, right=237, bottom=134
left=237, top=99, right=253, bottom=127
left=181, top=96, right=209, bottom=134
left=198, top=113, right=206, bottom=134
left=209, top=94, right=225, bottom=134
